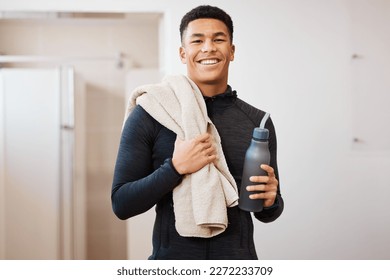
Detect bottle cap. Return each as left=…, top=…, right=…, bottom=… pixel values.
left=253, top=128, right=269, bottom=140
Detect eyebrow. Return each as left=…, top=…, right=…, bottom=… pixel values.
left=189, top=32, right=228, bottom=38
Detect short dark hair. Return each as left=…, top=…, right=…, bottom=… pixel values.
left=179, top=5, right=234, bottom=43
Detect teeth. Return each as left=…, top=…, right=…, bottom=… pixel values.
left=200, top=59, right=218, bottom=65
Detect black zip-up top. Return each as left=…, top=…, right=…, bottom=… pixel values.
left=111, top=86, right=284, bottom=259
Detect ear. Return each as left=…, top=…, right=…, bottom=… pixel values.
left=179, top=46, right=187, bottom=64
left=230, top=44, right=235, bottom=61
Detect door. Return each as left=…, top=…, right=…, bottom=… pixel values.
left=0, top=67, right=75, bottom=259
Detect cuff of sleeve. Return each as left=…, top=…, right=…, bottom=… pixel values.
left=254, top=194, right=284, bottom=223
left=165, top=158, right=183, bottom=178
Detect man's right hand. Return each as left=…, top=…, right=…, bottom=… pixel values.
left=172, top=132, right=217, bottom=175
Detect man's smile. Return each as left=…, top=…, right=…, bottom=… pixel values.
left=197, top=58, right=220, bottom=65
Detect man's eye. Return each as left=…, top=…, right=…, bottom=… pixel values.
left=191, top=40, right=202, bottom=44
left=215, top=39, right=225, bottom=42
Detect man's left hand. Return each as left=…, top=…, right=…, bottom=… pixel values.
left=246, top=164, right=278, bottom=208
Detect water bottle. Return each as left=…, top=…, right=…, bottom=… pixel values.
left=239, top=113, right=270, bottom=212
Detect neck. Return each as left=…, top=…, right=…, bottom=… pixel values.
left=196, top=83, right=228, bottom=97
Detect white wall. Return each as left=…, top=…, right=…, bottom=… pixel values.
left=1, top=0, right=390, bottom=260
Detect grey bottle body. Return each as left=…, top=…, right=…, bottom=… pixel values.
left=239, top=137, right=270, bottom=212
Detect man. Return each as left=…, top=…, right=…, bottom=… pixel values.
left=111, top=5, right=284, bottom=260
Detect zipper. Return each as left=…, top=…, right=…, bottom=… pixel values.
left=206, top=98, right=215, bottom=121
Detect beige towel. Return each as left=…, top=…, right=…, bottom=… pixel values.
left=124, top=75, right=238, bottom=238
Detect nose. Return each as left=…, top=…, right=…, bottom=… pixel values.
left=201, top=39, right=216, bottom=52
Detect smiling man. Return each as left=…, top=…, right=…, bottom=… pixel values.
left=111, top=5, right=284, bottom=260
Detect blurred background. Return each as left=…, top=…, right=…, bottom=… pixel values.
left=0, top=0, right=389, bottom=260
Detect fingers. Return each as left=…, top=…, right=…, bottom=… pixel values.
left=195, top=132, right=212, bottom=143
left=240, top=164, right=278, bottom=206
left=247, top=184, right=277, bottom=208
left=249, top=175, right=269, bottom=184
left=248, top=164, right=276, bottom=184
left=249, top=192, right=277, bottom=208
left=260, top=164, right=275, bottom=177
left=195, top=133, right=216, bottom=156
left=246, top=163, right=278, bottom=203
left=195, top=133, right=218, bottom=168
left=246, top=178, right=278, bottom=193
left=248, top=190, right=277, bottom=200
left=172, top=132, right=217, bottom=175
left=247, top=181, right=277, bottom=204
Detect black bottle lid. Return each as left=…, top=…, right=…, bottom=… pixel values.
left=253, top=128, right=269, bottom=140
left=253, top=112, right=270, bottom=140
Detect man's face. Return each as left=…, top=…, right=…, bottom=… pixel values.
left=179, top=18, right=235, bottom=90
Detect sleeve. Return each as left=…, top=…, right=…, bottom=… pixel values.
left=111, top=105, right=183, bottom=220
left=254, top=117, right=284, bottom=223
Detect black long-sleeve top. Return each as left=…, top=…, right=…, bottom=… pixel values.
left=111, top=86, right=284, bottom=259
